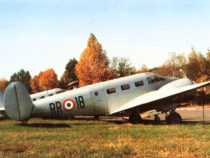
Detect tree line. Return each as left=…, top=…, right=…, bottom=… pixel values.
left=0, top=33, right=209, bottom=93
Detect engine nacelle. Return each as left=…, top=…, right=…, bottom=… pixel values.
left=159, top=78, right=195, bottom=103
left=159, top=78, right=193, bottom=91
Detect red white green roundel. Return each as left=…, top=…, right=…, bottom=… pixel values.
left=63, top=99, right=75, bottom=111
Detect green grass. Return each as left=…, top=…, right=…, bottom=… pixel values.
left=0, top=119, right=210, bottom=157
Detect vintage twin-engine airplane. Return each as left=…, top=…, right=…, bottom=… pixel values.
left=3, top=72, right=210, bottom=124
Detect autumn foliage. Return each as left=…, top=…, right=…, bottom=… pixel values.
left=30, top=68, right=59, bottom=93
left=0, top=78, right=9, bottom=92
left=30, top=75, right=40, bottom=93
left=151, top=49, right=210, bottom=83
left=75, top=34, right=115, bottom=87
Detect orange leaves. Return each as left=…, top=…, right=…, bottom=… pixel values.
left=30, top=75, right=40, bottom=93
left=30, top=68, right=59, bottom=93
left=75, top=34, right=115, bottom=87
left=39, top=69, right=59, bottom=91
left=0, top=78, right=9, bottom=92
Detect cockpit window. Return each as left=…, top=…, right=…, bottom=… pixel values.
left=147, top=75, right=166, bottom=84
left=159, top=76, right=166, bottom=81
left=147, top=76, right=156, bottom=84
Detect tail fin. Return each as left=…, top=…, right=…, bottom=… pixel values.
left=4, top=82, right=33, bottom=121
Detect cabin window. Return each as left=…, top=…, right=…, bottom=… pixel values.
left=135, top=81, right=144, bottom=87
left=95, top=91, right=98, bottom=96
left=32, top=98, right=36, bottom=101
left=49, top=94, right=54, bottom=96
left=121, top=84, right=130, bottom=90
left=107, top=88, right=116, bottom=94
left=40, top=96, right=45, bottom=99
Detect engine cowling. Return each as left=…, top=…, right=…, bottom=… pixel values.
left=159, top=78, right=193, bottom=91
left=159, top=78, right=195, bottom=103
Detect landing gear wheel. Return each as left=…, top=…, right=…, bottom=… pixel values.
left=129, top=111, right=142, bottom=124
left=154, top=115, right=161, bottom=124
left=166, top=111, right=182, bottom=124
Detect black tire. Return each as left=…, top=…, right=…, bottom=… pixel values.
left=166, top=112, right=182, bottom=124
left=129, top=111, right=142, bottom=124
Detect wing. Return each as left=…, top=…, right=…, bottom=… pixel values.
left=110, top=81, right=210, bottom=114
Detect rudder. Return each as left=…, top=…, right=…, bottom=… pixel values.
left=4, top=82, right=33, bottom=121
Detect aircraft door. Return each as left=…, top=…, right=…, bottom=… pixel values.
left=90, top=89, right=108, bottom=115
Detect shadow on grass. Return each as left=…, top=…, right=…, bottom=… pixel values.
left=17, top=123, right=71, bottom=128
left=71, top=116, right=127, bottom=125
left=105, top=118, right=210, bottom=125
left=181, top=120, right=210, bottom=125
left=142, top=120, right=210, bottom=125
left=66, top=116, right=210, bottom=125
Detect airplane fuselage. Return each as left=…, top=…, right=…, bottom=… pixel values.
left=32, top=73, right=177, bottom=118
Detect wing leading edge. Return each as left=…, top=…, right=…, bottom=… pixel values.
left=110, top=81, right=210, bottom=114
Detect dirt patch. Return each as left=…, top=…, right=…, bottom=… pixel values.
left=0, top=145, right=30, bottom=153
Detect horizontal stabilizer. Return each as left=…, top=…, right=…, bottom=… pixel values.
left=4, top=82, right=34, bottom=121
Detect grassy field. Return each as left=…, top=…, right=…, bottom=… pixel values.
left=0, top=119, right=210, bottom=157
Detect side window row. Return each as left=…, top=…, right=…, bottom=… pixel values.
left=106, top=80, right=144, bottom=95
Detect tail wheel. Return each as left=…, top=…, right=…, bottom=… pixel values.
left=129, top=111, right=142, bottom=124
left=166, top=111, right=182, bottom=124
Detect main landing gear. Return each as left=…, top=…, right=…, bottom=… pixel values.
left=128, top=110, right=182, bottom=124
left=155, top=111, right=182, bottom=124
left=128, top=111, right=142, bottom=124
left=154, top=114, right=161, bottom=124
left=165, top=110, right=182, bottom=124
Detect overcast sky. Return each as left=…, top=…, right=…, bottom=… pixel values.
left=0, top=0, right=210, bottom=80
